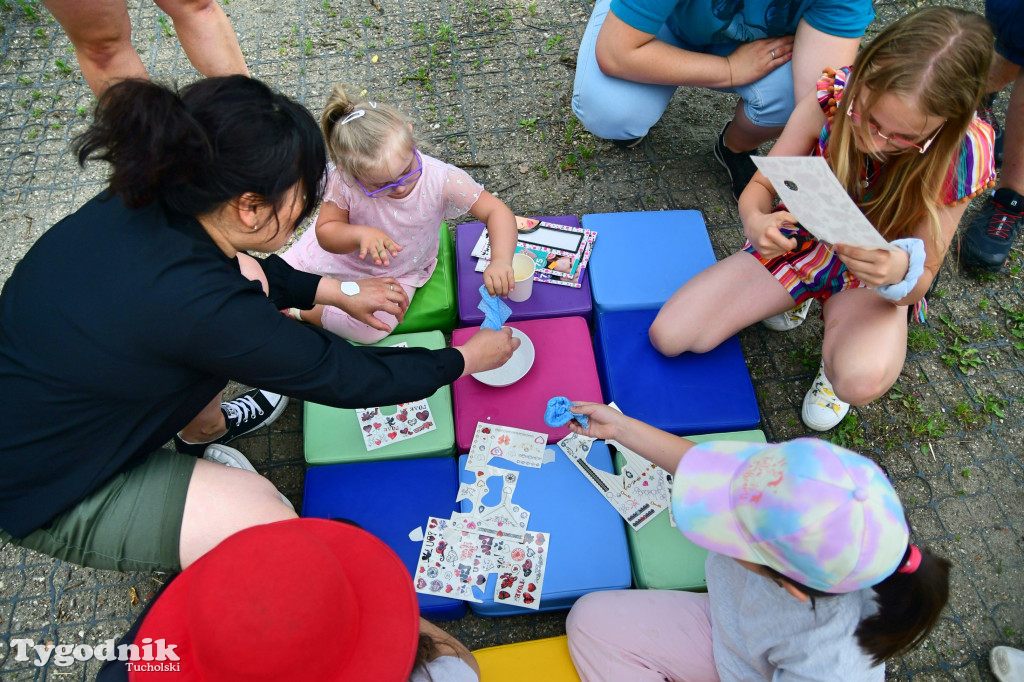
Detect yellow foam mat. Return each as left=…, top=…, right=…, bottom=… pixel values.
left=474, top=635, right=580, bottom=681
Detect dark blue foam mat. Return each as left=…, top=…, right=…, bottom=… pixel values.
left=594, top=308, right=760, bottom=435
left=302, top=457, right=466, bottom=620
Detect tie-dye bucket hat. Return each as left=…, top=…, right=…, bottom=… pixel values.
left=671, top=438, right=909, bottom=593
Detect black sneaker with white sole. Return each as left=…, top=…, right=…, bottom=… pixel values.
left=713, top=122, right=758, bottom=201
left=174, top=389, right=289, bottom=455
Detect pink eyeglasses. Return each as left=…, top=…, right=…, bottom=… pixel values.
left=355, top=148, right=423, bottom=197
left=846, top=104, right=943, bottom=154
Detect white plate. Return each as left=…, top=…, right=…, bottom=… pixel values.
left=472, top=327, right=536, bottom=387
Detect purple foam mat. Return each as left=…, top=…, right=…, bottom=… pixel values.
left=456, top=215, right=593, bottom=325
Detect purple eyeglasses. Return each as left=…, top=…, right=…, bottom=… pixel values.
left=355, top=148, right=423, bottom=197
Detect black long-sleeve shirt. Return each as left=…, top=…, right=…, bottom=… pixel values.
left=0, top=191, right=463, bottom=538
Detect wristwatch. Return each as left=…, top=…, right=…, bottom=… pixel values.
left=340, top=281, right=360, bottom=296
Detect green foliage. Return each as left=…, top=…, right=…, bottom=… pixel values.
left=907, top=327, right=939, bottom=353
left=979, top=394, right=1008, bottom=419
left=941, top=339, right=983, bottom=373
left=831, top=413, right=867, bottom=450
left=157, top=15, right=174, bottom=37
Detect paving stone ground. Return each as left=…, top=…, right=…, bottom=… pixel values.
left=1, top=0, right=1022, bottom=679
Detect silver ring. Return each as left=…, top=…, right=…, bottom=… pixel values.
left=770, top=49, right=776, bottom=59
left=389, top=284, right=394, bottom=291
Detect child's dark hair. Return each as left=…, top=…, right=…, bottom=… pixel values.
left=766, top=545, right=951, bottom=665
left=72, top=75, right=326, bottom=230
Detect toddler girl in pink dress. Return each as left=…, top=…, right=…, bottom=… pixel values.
left=283, top=85, right=518, bottom=342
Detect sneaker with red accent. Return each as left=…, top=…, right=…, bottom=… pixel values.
left=960, top=188, right=1023, bottom=271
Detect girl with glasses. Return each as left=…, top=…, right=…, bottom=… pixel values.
left=281, top=84, right=518, bottom=343
left=649, top=7, right=996, bottom=433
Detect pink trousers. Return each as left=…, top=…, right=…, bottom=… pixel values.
left=319, top=282, right=418, bottom=344
left=566, top=590, right=720, bottom=682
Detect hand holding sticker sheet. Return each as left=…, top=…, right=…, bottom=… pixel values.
left=557, top=431, right=671, bottom=530
left=751, top=156, right=896, bottom=251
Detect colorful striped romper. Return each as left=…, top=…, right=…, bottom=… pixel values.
left=743, top=67, right=997, bottom=306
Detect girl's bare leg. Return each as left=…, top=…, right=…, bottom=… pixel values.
left=820, top=288, right=907, bottom=405
left=650, top=250, right=795, bottom=357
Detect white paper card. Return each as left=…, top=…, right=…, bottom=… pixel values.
left=751, top=156, right=895, bottom=251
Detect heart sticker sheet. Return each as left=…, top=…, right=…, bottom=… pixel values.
left=414, top=516, right=548, bottom=609
left=355, top=400, right=436, bottom=451
left=557, top=431, right=671, bottom=530
left=466, top=422, right=549, bottom=468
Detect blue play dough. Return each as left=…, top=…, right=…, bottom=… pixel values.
left=477, top=284, right=512, bottom=330
left=544, top=396, right=589, bottom=429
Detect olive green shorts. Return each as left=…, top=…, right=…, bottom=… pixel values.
left=0, top=449, right=196, bottom=572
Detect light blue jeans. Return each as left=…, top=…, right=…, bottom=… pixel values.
left=571, top=0, right=796, bottom=141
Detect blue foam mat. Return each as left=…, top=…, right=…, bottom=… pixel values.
left=302, top=458, right=466, bottom=620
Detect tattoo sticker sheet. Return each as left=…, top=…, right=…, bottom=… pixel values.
left=414, top=516, right=548, bottom=610
left=557, top=432, right=671, bottom=530
left=466, top=422, right=548, bottom=468
left=452, top=463, right=531, bottom=542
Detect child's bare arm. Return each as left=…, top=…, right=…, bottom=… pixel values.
left=469, top=190, right=517, bottom=297
left=739, top=91, right=824, bottom=257
left=567, top=402, right=696, bottom=474
left=313, top=200, right=403, bottom=266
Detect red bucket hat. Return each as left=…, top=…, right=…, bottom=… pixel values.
left=130, top=518, right=419, bottom=681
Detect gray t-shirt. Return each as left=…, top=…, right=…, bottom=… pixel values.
left=706, top=553, right=885, bottom=681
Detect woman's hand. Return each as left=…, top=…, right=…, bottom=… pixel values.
left=325, top=276, right=409, bottom=331
left=745, top=210, right=800, bottom=259
left=483, top=261, right=515, bottom=297
left=565, top=401, right=632, bottom=442
left=455, top=327, right=521, bottom=376
left=835, top=244, right=909, bottom=288
left=357, top=227, right=403, bottom=266
left=725, top=35, right=795, bottom=86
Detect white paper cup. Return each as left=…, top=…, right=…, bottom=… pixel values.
left=509, top=253, right=536, bottom=302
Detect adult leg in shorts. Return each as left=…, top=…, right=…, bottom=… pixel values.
left=566, top=590, right=720, bottom=682
left=0, top=449, right=196, bottom=572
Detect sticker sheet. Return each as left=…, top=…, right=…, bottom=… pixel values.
left=557, top=432, right=671, bottom=530
left=466, top=422, right=549, bottom=468
left=452, top=463, right=531, bottom=542
left=355, top=400, right=436, bottom=451
left=414, top=516, right=548, bottom=609
left=751, top=156, right=895, bottom=251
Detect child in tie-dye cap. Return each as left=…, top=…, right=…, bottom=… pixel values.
left=563, top=402, right=950, bottom=682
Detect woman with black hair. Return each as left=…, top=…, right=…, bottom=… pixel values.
left=0, top=76, right=517, bottom=573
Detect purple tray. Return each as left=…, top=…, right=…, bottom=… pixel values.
left=456, top=215, right=593, bottom=325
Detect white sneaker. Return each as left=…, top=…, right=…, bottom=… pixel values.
left=202, top=444, right=296, bottom=512
left=801, top=362, right=850, bottom=431
left=992, top=646, right=1024, bottom=682
left=762, top=299, right=812, bottom=331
